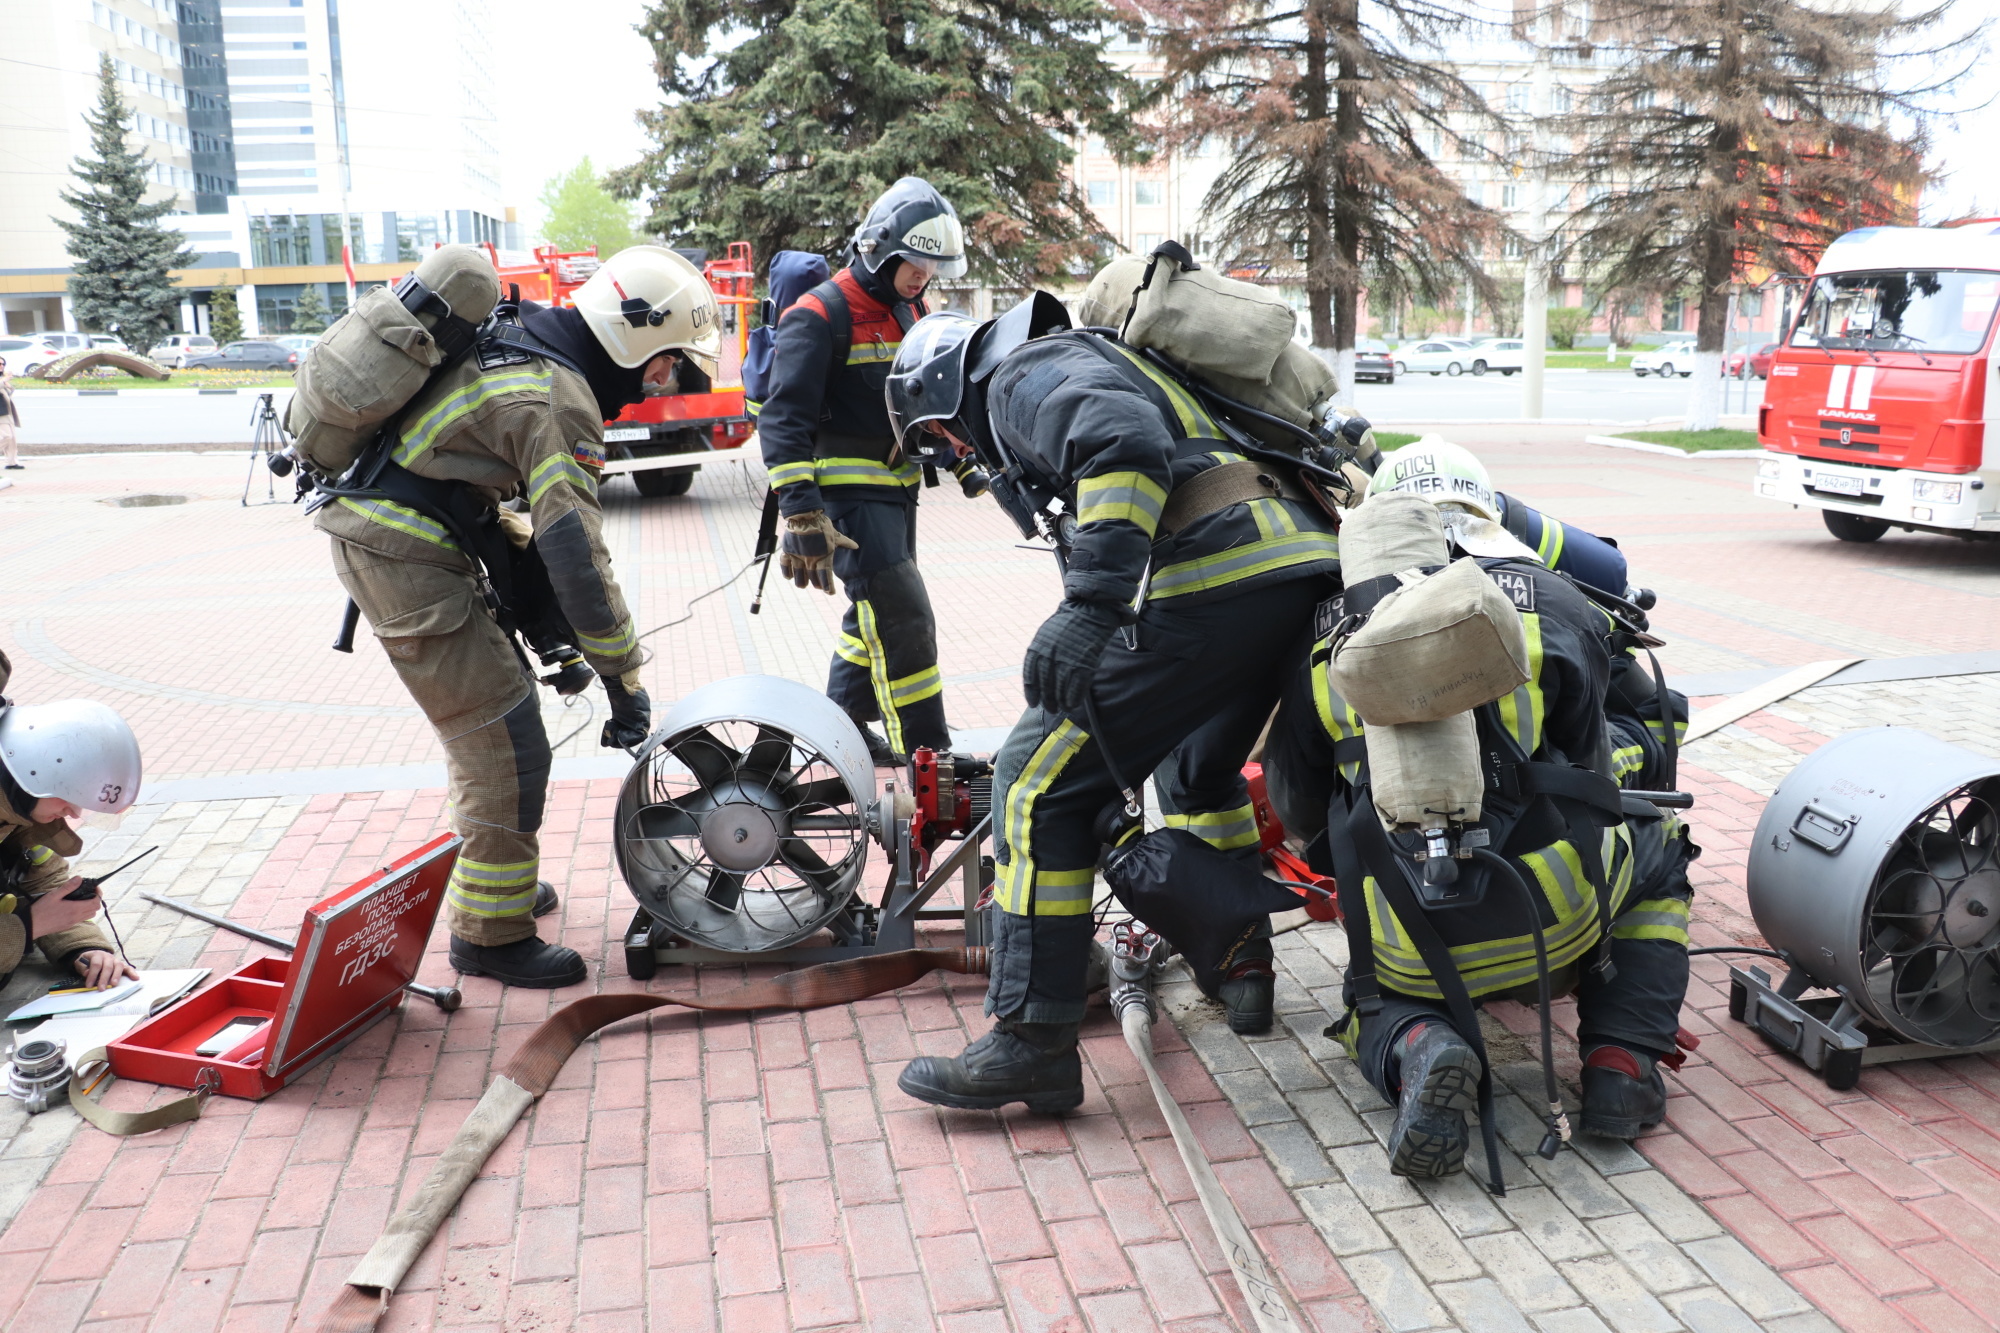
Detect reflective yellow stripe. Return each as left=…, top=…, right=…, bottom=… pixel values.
left=816, top=457, right=922, bottom=488
left=576, top=618, right=637, bottom=658
left=336, top=496, right=458, bottom=550
left=1076, top=471, right=1168, bottom=535
left=1309, top=643, right=1367, bottom=784
left=837, top=633, right=871, bottom=667
left=996, top=720, right=1091, bottom=916
left=769, top=461, right=816, bottom=489
left=529, top=451, right=596, bottom=504
left=25, top=847, right=54, bottom=866
left=856, top=599, right=902, bottom=754
left=1029, top=866, right=1097, bottom=913
left=1612, top=896, right=1691, bottom=944
left=1148, top=528, right=1340, bottom=599
left=1496, top=613, right=1546, bottom=753
left=1647, top=717, right=1688, bottom=746
left=1165, top=804, right=1261, bottom=851
left=447, top=856, right=539, bottom=917
left=395, top=366, right=551, bottom=464
left=887, top=664, right=942, bottom=706
left=1107, top=344, right=1222, bottom=439
left=1537, top=518, right=1567, bottom=568
left=1247, top=496, right=1297, bottom=541
left=847, top=342, right=900, bottom=365
left=1612, top=744, right=1647, bottom=782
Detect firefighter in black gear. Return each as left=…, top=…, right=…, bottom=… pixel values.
left=758, top=178, right=969, bottom=765
left=1260, top=520, right=1696, bottom=1178
left=882, top=298, right=1343, bottom=1113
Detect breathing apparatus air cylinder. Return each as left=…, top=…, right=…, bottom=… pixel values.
left=1329, top=493, right=1532, bottom=860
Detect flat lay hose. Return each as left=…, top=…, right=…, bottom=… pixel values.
left=311, top=947, right=986, bottom=1333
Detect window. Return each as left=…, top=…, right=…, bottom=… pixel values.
left=1505, top=84, right=1528, bottom=114
left=1134, top=234, right=1163, bottom=255
left=1500, top=183, right=1520, bottom=209
left=1791, top=270, right=2000, bottom=355
left=1087, top=180, right=1114, bottom=207
left=1551, top=86, right=1572, bottom=115
left=1133, top=180, right=1163, bottom=207
left=1504, top=235, right=1524, bottom=260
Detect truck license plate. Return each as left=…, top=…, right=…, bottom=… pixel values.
left=603, top=427, right=649, bottom=443
left=1812, top=472, right=1864, bottom=496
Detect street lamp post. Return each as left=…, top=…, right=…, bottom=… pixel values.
left=1520, top=20, right=1552, bottom=421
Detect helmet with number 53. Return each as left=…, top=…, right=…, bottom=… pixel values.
left=0, top=700, right=142, bottom=814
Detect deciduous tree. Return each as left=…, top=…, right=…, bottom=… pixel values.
left=1554, top=0, right=1972, bottom=427
left=1138, top=0, right=1504, bottom=396
left=54, top=57, right=193, bottom=356
left=539, top=158, right=641, bottom=258
left=614, top=0, right=1144, bottom=283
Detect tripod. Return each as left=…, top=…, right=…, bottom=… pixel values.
left=241, top=391, right=292, bottom=506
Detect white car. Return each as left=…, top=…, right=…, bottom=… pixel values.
left=1393, top=340, right=1472, bottom=377
left=90, top=335, right=129, bottom=352
left=1466, top=339, right=1524, bottom=376
left=269, top=334, right=321, bottom=353
left=0, top=336, right=65, bottom=375
left=153, top=334, right=218, bottom=369
left=1632, top=341, right=1696, bottom=378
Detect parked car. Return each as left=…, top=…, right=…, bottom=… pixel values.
left=1467, top=338, right=1525, bottom=376
left=1723, top=342, right=1779, bottom=379
left=183, top=340, right=299, bottom=372
left=0, top=336, right=66, bottom=376
left=153, top=334, right=219, bottom=369
left=1393, top=340, right=1471, bottom=377
left=89, top=335, right=129, bottom=352
left=34, top=332, right=93, bottom=355
left=1353, top=338, right=1395, bottom=384
left=267, top=334, right=321, bottom=353
left=1632, top=340, right=1696, bottom=377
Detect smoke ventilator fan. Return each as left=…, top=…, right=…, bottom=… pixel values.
left=1736, top=727, right=2000, bottom=1088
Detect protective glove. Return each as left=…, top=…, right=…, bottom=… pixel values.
left=1022, top=599, right=1122, bottom=714
left=495, top=506, right=533, bottom=550
left=779, top=510, right=859, bottom=594
left=601, top=671, right=652, bottom=750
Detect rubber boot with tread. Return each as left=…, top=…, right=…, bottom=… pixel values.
left=1217, top=956, right=1275, bottom=1035
left=1387, top=1023, right=1482, bottom=1178
left=532, top=881, right=559, bottom=918
left=1579, top=1044, right=1666, bottom=1139
left=896, top=1019, right=1083, bottom=1114
left=449, top=934, right=588, bottom=989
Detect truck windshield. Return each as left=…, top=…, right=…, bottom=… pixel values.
left=1791, top=269, right=2000, bottom=354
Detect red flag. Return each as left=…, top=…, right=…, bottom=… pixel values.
left=342, top=244, right=356, bottom=289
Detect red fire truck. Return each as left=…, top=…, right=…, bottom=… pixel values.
left=1755, top=222, right=2000, bottom=541
left=489, top=242, right=756, bottom=498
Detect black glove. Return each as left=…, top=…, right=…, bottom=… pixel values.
left=1023, top=600, right=1121, bottom=714
left=600, top=674, right=652, bottom=750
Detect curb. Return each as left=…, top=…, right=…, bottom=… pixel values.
left=1584, top=434, right=1767, bottom=458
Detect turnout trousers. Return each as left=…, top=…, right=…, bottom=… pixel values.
left=823, top=493, right=949, bottom=753
left=987, top=577, right=1327, bottom=1024
left=331, top=539, right=551, bottom=948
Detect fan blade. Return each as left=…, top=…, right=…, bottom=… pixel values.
left=779, top=838, right=850, bottom=892
left=674, top=727, right=743, bottom=794
left=633, top=802, right=701, bottom=841
left=791, top=777, right=857, bottom=813
left=704, top=868, right=746, bottom=913
left=741, top=726, right=796, bottom=784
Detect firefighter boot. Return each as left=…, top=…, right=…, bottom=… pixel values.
left=1579, top=1044, right=1667, bottom=1139
left=858, top=725, right=904, bottom=768
left=1386, top=1022, right=1483, bottom=1179
left=1217, top=928, right=1276, bottom=1035
left=896, top=1019, right=1084, bottom=1114
left=533, top=881, right=559, bottom=918
left=448, top=934, right=588, bottom=989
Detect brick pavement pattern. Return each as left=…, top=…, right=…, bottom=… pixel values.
left=5, top=443, right=2000, bottom=1329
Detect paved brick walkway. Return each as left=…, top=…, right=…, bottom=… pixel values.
left=5, top=442, right=2000, bottom=1330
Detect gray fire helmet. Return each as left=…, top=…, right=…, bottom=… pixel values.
left=885, top=311, right=981, bottom=450
left=851, top=177, right=968, bottom=282
left=0, top=700, right=142, bottom=813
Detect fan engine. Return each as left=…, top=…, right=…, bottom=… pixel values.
left=1735, top=727, right=2000, bottom=1088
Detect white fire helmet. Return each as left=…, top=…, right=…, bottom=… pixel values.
left=572, top=246, right=722, bottom=375
left=852, top=177, right=969, bottom=282
left=0, top=700, right=142, bottom=814
left=1367, top=438, right=1500, bottom=522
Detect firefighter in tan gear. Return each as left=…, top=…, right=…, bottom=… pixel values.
left=0, top=653, right=144, bottom=990
left=315, top=248, right=720, bottom=988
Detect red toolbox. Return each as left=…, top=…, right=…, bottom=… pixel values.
left=108, top=834, right=458, bottom=1100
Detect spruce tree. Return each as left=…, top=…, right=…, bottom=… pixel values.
left=208, top=287, right=243, bottom=345
left=1554, top=0, right=1970, bottom=428
left=612, top=0, right=1143, bottom=284
left=54, top=57, right=194, bottom=357
left=291, top=285, right=330, bottom=334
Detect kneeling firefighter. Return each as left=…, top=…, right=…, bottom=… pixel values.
left=1260, top=490, right=1698, bottom=1185
left=885, top=245, right=1359, bottom=1113
left=757, top=177, right=975, bottom=766
left=297, top=245, right=720, bottom=987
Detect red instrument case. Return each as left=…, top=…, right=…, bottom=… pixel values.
left=108, top=834, right=458, bottom=1100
